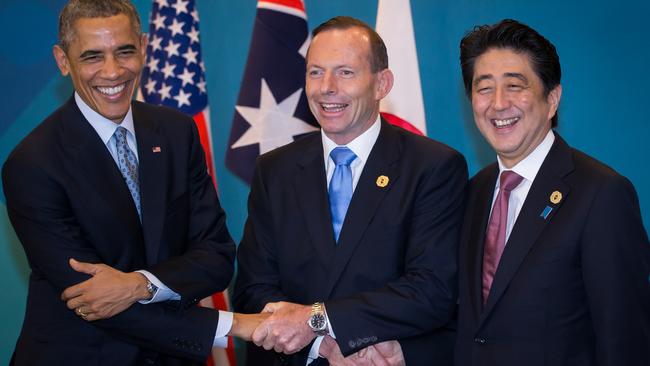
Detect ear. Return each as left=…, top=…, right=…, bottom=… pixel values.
left=375, top=68, right=394, bottom=100
left=52, top=45, right=70, bottom=76
left=139, top=33, right=148, bottom=59
left=546, top=84, right=562, bottom=121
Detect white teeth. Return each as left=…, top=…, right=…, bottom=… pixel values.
left=321, top=103, right=347, bottom=112
left=493, top=117, right=519, bottom=127
left=97, top=83, right=126, bottom=96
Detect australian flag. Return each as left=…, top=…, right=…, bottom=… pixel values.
left=225, top=0, right=318, bottom=184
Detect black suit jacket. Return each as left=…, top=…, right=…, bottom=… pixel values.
left=234, top=121, right=467, bottom=365
left=2, top=97, right=236, bottom=365
left=456, top=133, right=650, bottom=366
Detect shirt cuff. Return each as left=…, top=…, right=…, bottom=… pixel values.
left=307, top=336, right=324, bottom=365
left=213, top=310, right=233, bottom=348
left=135, top=270, right=181, bottom=304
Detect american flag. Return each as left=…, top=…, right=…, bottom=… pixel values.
left=225, top=0, right=318, bottom=185
left=140, top=1, right=235, bottom=365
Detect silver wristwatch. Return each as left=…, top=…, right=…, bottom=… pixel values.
left=307, top=302, right=329, bottom=336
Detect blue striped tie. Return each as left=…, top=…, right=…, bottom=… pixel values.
left=114, top=127, right=141, bottom=219
left=329, top=147, right=357, bottom=243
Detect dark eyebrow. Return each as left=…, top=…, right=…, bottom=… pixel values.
left=78, top=45, right=137, bottom=59
left=79, top=50, right=102, bottom=59
left=504, top=72, right=528, bottom=83
left=473, top=74, right=493, bottom=86
left=116, top=44, right=137, bottom=52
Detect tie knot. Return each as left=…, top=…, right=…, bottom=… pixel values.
left=114, top=126, right=128, bottom=144
left=500, top=171, right=523, bottom=192
left=330, top=147, right=357, bottom=166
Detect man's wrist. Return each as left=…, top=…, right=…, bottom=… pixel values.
left=133, top=272, right=156, bottom=301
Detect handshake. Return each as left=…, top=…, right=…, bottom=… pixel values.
left=229, top=301, right=405, bottom=366
left=60, top=260, right=404, bottom=365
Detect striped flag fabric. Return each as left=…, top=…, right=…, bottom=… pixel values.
left=376, top=0, right=427, bottom=136
left=225, top=0, right=317, bottom=185
left=139, top=1, right=235, bottom=365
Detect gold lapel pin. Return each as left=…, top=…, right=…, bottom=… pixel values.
left=550, top=191, right=562, bottom=204
left=376, top=175, right=389, bottom=188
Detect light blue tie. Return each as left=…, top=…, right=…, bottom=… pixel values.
left=114, top=127, right=141, bottom=218
left=329, top=147, right=357, bottom=243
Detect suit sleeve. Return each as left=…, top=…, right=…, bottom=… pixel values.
left=233, top=157, right=289, bottom=313
left=581, top=175, right=650, bottom=366
left=1, top=137, right=221, bottom=362
left=327, top=151, right=467, bottom=356
left=145, top=120, right=236, bottom=306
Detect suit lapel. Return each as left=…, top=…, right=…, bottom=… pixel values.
left=466, top=166, right=498, bottom=319
left=324, top=121, right=401, bottom=297
left=480, top=134, right=573, bottom=322
left=60, top=98, right=143, bottom=241
left=293, top=136, right=337, bottom=279
left=133, top=104, right=168, bottom=266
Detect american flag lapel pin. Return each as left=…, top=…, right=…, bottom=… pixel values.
left=152, top=146, right=161, bottom=153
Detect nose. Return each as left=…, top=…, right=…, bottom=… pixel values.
left=320, top=71, right=337, bottom=95
left=100, top=55, right=122, bottom=80
left=493, top=86, right=510, bottom=111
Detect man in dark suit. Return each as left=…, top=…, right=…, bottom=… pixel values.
left=2, top=1, right=262, bottom=364
left=456, top=19, right=650, bottom=366
left=234, top=16, right=467, bottom=366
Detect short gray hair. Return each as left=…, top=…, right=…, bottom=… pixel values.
left=58, top=0, right=142, bottom=51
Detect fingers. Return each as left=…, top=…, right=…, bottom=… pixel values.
left=61, top=282, right=85, bottom=301
left=69, top=258, right=101, bottom=275
left=261, top=301, right=287, bottom=313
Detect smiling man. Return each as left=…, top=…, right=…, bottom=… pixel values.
left=234, top=16, right=467, bottom=366
left=1, top=1, right=265, bottom=365
left=456, top=19, right=650, bottom=366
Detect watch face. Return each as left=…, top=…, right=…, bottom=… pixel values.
left=310, top=313, right=327, bottom=331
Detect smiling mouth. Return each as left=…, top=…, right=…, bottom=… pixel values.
left=96, top=82, right=127, bottom=96
left=321, top=103, right=348, bottom=113
left=492, top=117, right=519, bottom=128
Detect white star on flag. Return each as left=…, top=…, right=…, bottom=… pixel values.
left=161, top=61, right=176, bottom=79
left=153, top=13, right=166, bottom=30
left=169, top=18, right=185, bottom=37
left=150, top=35, right=163, bottom=52
left=184, top=48, right=198, bottom=65
left=178, top=68, right=195, bottom=87
left=174, top=89, right=192, bottom=108
left=164, top=40, right=180, bottom=57
left=232, top=78, right=317, bottom=154
left=187, top=27, right=199, bottom=43
left=172, top=0, right=189, bottom=15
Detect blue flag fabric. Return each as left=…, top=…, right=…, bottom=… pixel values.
left=225, top=2, right=317, bottom=184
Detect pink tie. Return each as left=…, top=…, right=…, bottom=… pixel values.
left=482, top=171, right=523, bottom=305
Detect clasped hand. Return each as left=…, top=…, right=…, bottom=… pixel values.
left=61, top=258, right=149, bottom=321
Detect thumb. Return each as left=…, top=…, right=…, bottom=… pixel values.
left=262, top=301, right=282, bottom=313
left=69, top=258, right=100, bottom=276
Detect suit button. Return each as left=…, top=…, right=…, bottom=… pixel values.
left=474, top=337, right=486, bottom=344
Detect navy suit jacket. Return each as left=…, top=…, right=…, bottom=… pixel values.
left=3, top=97, right=236, bottom=365
left=456, top=133, right=650, bottom=366
left=234, top=121, right=468, bottom=365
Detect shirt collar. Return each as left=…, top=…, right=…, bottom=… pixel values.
left=321, top=115, right=381, bottom=164
left=74, top=92, right=136, bottom=145
left=497, top=129, right=555, bottom=184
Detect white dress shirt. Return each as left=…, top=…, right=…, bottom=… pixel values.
left=75, top=93, right=231, bottom=347
left=490, top=129, right=555, bottom=243
left=308, top=116, right=382, bottom=363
